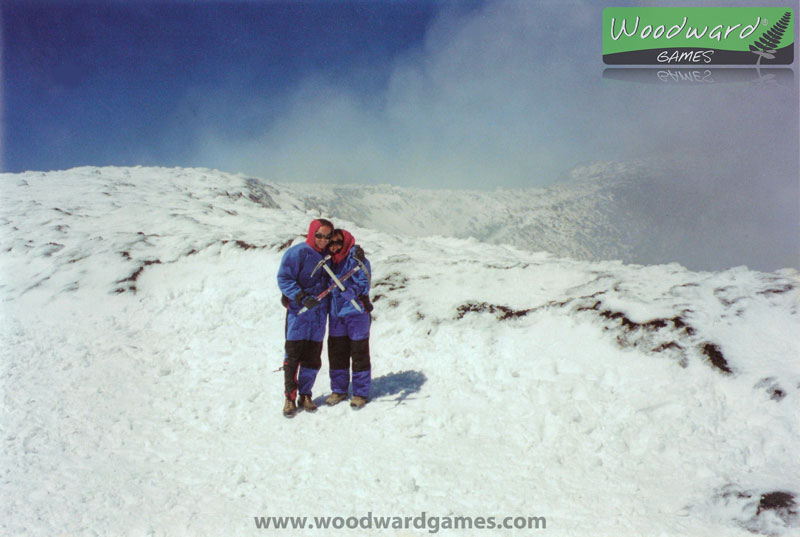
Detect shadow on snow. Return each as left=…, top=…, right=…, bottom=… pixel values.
left=370, top=370, right=427, bottom=405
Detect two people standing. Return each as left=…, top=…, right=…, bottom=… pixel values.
left=277, top=219, right=372, bottom=418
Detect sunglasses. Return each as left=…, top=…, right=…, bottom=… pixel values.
left=329, top=239, right=344, bottom=246
left=315, top=232, right=332, bottom=240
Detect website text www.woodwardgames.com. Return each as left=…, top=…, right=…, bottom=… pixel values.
left=254, top=511, right=547, bottom=533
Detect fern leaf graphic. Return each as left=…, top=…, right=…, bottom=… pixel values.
left=750, top=11, right=792, bottom=63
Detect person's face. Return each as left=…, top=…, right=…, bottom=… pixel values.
left=329, top=233, right=344, bottom=254
left=315, top=225, right=333, bottom=250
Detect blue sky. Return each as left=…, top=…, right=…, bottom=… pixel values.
left=3, top=1, right=797, bottom=188
left=2, top=1, right=444, bottom=174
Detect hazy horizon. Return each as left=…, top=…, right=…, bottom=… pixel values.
left=2, top=0, right=798, bottom=270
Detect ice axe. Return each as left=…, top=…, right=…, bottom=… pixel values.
left=322, top=263, right=362, bottom=313
left=298, top=265, right=362, bottom=314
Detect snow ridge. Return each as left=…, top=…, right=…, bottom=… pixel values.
left=278, top=159, right=797, bottom=272
left=283, top=161, right=646, bottom=265
left=1, top=166, right=798, bottom=537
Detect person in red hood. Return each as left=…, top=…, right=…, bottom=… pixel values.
left=324, top=228, right=373, bottom=409
left=277, top=218, right=334, bottom=418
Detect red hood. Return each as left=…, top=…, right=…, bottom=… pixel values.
left=331, top=229, right=355, bottom=264
left=305, top=220, right=328, bottom=252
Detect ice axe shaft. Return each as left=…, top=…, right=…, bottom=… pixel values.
left=297, top=265, right=361, bottom=314
left=322, top=263, right=362, bottom=312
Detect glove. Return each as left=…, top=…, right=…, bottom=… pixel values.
left=302, top=295, right=320, bottom=310
left=341, top=287, right=356, bottom=302
left=361, top=294, right=374, bottom=313
left=353, top=244, right=366, bottom=261
left=293, top=290, right=308, bottom=306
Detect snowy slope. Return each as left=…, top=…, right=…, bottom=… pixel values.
left=1, top=166, right=799, bottom=537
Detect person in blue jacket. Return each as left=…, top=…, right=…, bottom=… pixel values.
left=324, top=229, right=373, bottom=409
left=277, top=218, right=334, bottom=418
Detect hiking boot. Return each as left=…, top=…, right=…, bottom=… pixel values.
left=326, top=392, right=348, bottom=406
left=298, top=394, right=318, bottom=412
left=283, top=398, right=297, bottom=418
left=350, top=396, right=367, bottom=410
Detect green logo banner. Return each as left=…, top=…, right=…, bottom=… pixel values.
left=603, top=7, right=794, bottom=65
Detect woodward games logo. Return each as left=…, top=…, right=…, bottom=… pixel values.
left=603, top=7, right=795, bottom=65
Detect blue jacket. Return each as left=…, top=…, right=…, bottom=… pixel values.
left=330, top=248, right=371, bottom=320
left=277, top=222, right=330, bottom=342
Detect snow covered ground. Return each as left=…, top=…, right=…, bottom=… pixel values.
left=1, top=166, right=798, bottom=536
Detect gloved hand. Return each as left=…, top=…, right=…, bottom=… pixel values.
left=302, top=295, right=320, bottom=310
left=293, top=290, right=308, bottom=306
left=294, top=290, right=318, bottom=310
left=341, top=287, right=357, bottom=302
